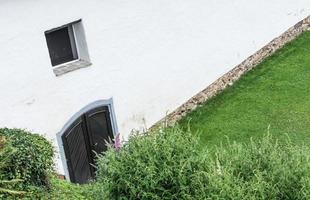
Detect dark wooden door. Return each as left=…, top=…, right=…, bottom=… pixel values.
left=61, top=117, right=93, bottom=184
left=85, top=106, right=114, bottom=160
left=62, top=106, right=114, bottom=184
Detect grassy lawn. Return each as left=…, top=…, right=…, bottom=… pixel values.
left=178, top=31, right=310, bottom=147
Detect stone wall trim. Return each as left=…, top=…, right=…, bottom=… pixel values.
left=155, top=15, right=310, bottom=127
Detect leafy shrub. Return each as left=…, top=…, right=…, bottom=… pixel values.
left=92, top=127, right=212, bottom=199
left=0, top=128, right=90, bottom=199
left=205, top=135, right=310, bottom=199
left=0, top=128, right=54, bottom=189
left=0, top=136, right=25, bottom=198
left=92, top=127, right=310, bottom=200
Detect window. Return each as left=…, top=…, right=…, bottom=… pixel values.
left=45, top=20, right=91, bottom=76
left=46, top=25, right=78, bottom=66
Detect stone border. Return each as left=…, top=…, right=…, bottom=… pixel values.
left=155, top=15, right=310, bottom=127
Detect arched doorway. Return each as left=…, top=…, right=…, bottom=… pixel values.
left=57, top=99, right=118, bottom=184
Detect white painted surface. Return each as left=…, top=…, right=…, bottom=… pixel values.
left=0, top=0, right=309, bottom=174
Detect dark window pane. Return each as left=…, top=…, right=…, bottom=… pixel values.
left=45, top=27, right=78, bottom=66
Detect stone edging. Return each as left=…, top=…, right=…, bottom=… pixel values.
left=155, top=15, right=310, bottom=127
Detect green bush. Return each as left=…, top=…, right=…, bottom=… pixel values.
left=0, top=128, right=54, bottom=189
left=205, top=135, right=310, bottom=199
left=92, top=127, right=310, bottom=200
left=92, top=127, right=212, bottom=199
left=0, top=136, right=26, bottom=198
left=0, top=128, right=90, bottom=199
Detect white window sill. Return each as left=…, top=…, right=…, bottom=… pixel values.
left=53, top=59, right=91, bottom=76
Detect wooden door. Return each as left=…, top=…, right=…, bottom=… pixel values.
left=61, top=106, right=114, bottom=183
left=85, top=106, right=114, bottom=160
left=61, top=117, right=93, bottom=183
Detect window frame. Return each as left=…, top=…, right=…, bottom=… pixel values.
left=45, top=19, right=91, bottom=76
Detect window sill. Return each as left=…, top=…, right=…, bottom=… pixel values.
left=53, top=59, right=91, bottom=76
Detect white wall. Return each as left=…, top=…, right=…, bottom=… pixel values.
left=0, top=0, right=309, bottom=174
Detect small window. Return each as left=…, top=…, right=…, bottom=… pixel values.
left=46, top=25, right=78, bottom=66
left=45, top=20, right=91, bottom=76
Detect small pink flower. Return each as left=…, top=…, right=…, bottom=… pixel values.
left=114, top=133, right=121, bottom=151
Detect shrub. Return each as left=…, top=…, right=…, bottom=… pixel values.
left=0, top=136, right=25, bottom=198
left=92, top=127, right=310, bottom=200
left=92, top=127, right=212, bottom=200
left=0, top=128, right=54, bottom=189
left=205, top=135, right=310, bottom=199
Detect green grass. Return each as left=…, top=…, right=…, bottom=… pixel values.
left=179, top=31, right=310, bottom=147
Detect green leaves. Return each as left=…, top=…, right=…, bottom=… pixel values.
left=0, top=128, right=309, bottom=199
left=91, top=128, right=310, bottom=200
left=92, top=127, right=204, bottom=200
left=0, top=179, right=26, bottom=196
left=0, top=128, right=54, bottom=190
left=0, top=136, right=26, bottom=197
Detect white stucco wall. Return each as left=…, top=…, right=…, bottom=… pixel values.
left=0, top=0, right=309, bottom=174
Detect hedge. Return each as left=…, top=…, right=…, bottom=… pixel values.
left=0, top=128, right=54, bottom=189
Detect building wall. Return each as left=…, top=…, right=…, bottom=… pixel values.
left=0, top=0, right=309, bottom=174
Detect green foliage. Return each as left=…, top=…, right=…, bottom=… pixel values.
left=0, top=128, right=90, bottom=199
left=0, top=128, right=54, bottom=190
left=206, top=135, right=310, bottom=199
left=0, top=136, right=26, bottom=198
left=47, top=175, right=89, bottom=200
left=91, top=127, right=310, bottom=200
left=0, top=136, right=12, bottom=173
left=92, top=127, right=203, bottom=200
